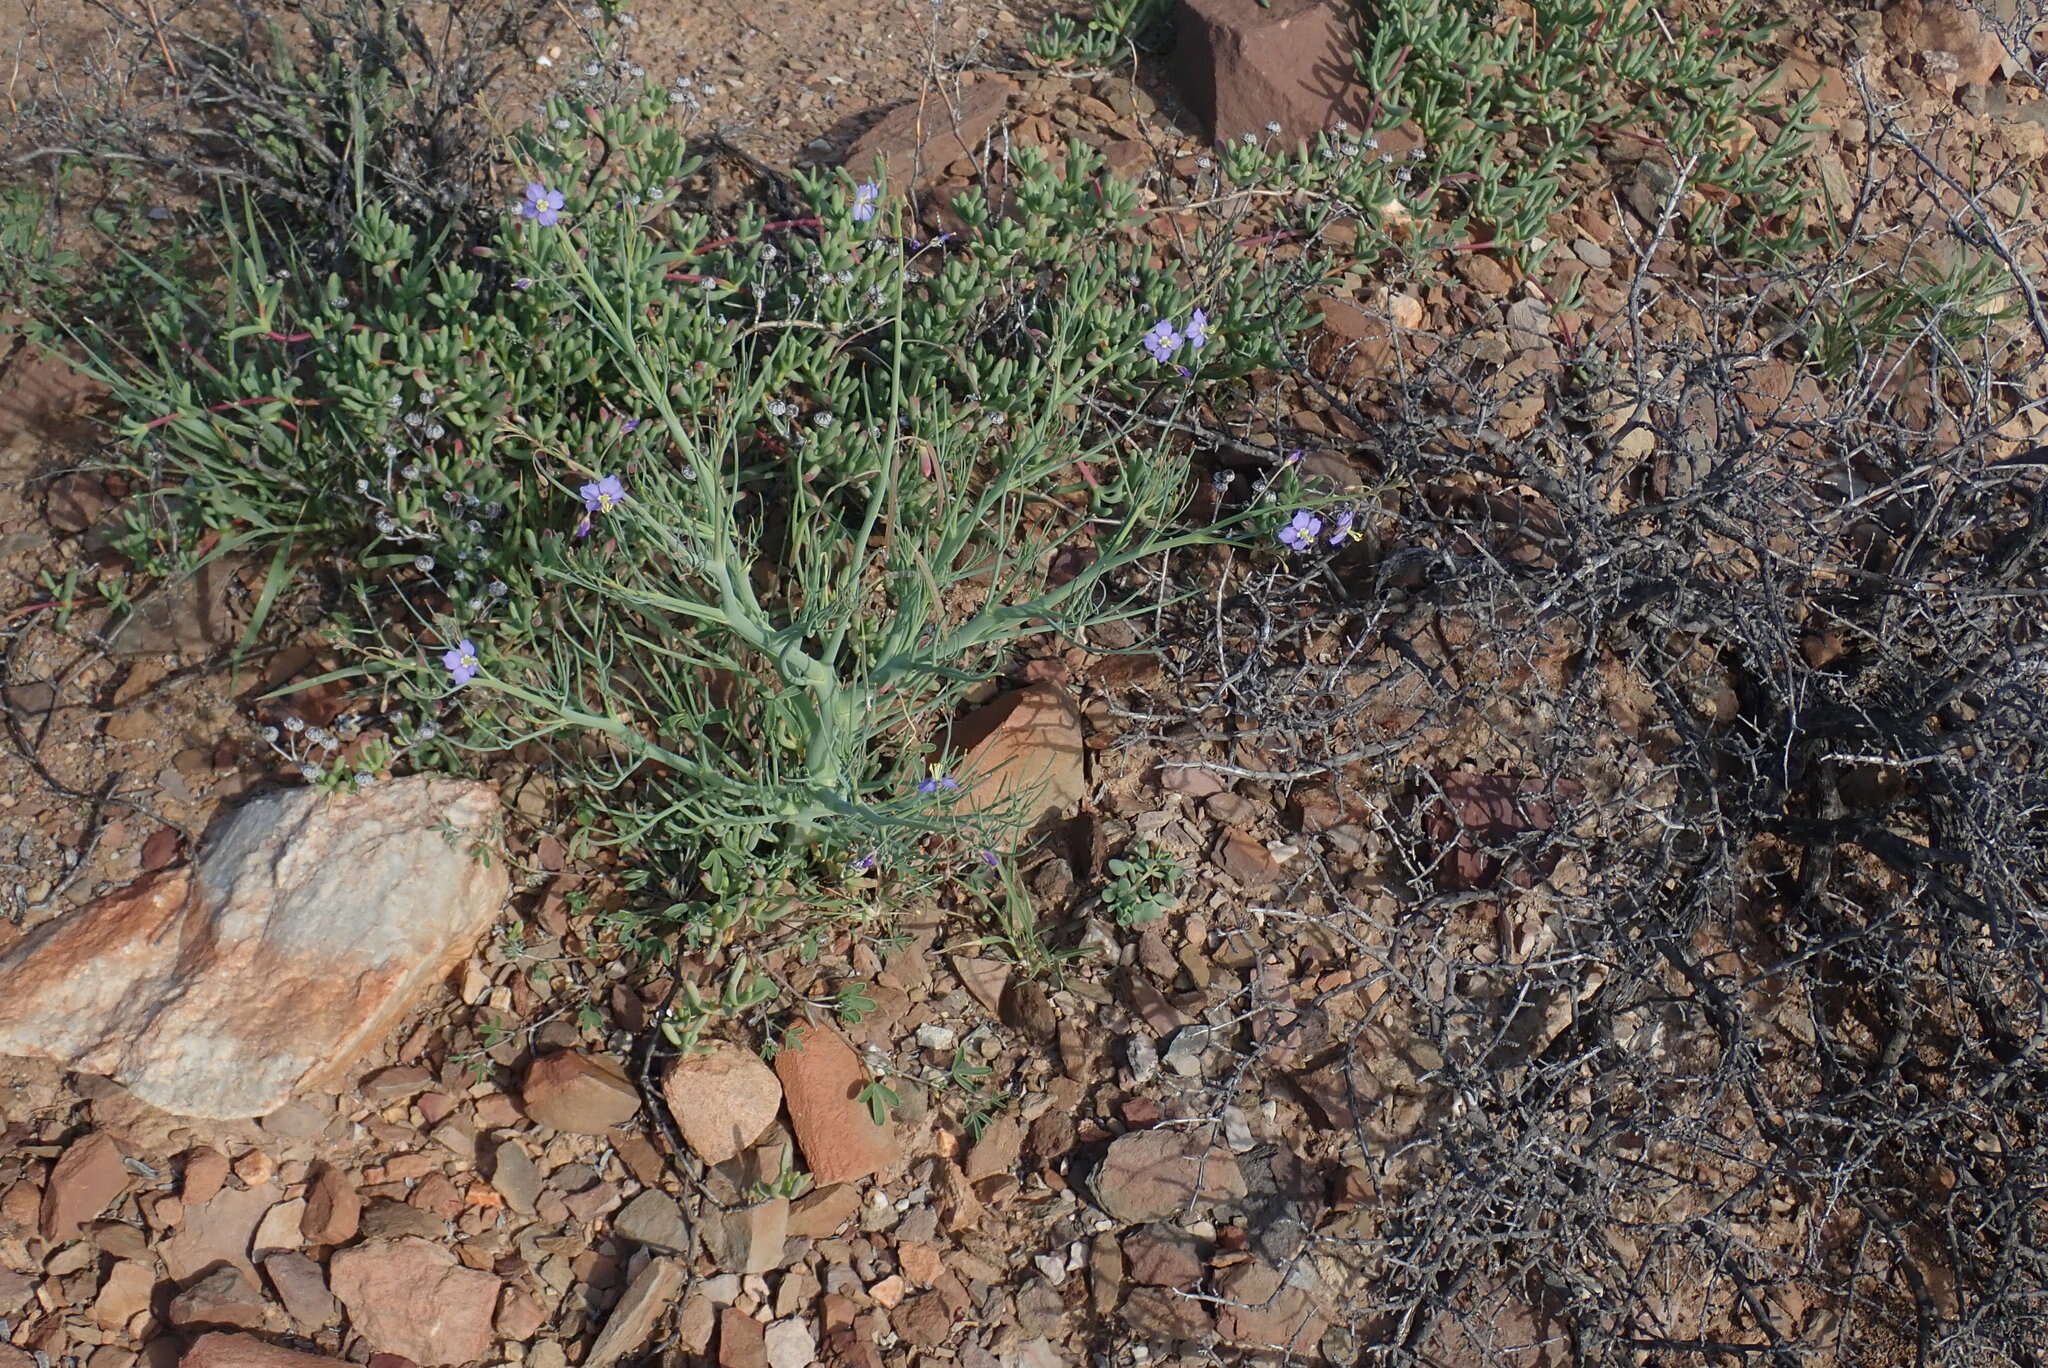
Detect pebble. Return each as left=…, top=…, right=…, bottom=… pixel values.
left=611, top=1190, right=691, bottom=1253
left=489, top=1140, right=541, bottom=1217
left=762, top=1317, right=815, bottom=1368
left=1124, top=1034, right=1159, bottom=1085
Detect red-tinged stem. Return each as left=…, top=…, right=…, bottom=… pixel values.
left=1362, top=46, right=1409, bottom=137
left=142, top=396, right=319, bottom=431
left=692, top=217, right=823, bottom=254
left=265, top=331, right=314, bottom=343
left=0, top=600, right=54, bottom=626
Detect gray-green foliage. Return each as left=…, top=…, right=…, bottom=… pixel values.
left=1027, top=0, right=1174, bottom=66
left=1346, top=0, right=1817, bottom=260
left=1101, top=840, right=1182, bottom=927
left=32, top=74, right=1314, bottom=912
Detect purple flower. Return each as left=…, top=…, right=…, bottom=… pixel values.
left=918, top=771, right=960, bottom=795
left=512, top=276, right=534, bottom=290
left=1278, top=510, right=1323, bottom=551
left=851, top=181, right=881, bottom=223
left=621, top=417, right=641, bottom=433
left=1186, top=308, right=1210, bottom=350
left=442, top=639, right=480, bottom=686
left=850, top=851, right=878, bottom=873
left=581, top=474, right=626, bottom=514
left=979, top=849, right=999, bottom=868
left=1328, top=509, right=1358, bottom=545
left=1142, top=318, right=1184, bottom=363
left=519, top=183, right=565, bottom=226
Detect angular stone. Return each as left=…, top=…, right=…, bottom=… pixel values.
left=299, top=1162, right=360, bottom=1246
left=251, top=1197, right=306, bottom=1256
left=762, top=1318, right=815, bottom=1368
left=787, top=1183, right=862, bottom=1239
left=774, top=1023, right=897, bottom=1186
left=661, top=1043, right=783, bottom=1166
left=1124, top=1286, right=1214, bottom=1341
left=584, top=1257, right=684, bottom=1368
left=328, top=1238, right=499, bottom=1366
left=611, top=1189, right=691, bottom=1253
left=262, top=1251, right=338, bottom=1329
left=162, top=1180, right=282, bottom=1285
left=1212, top=1257, right=1327, bottom=1352
left=494, top=1284, right=546, bottom=1341
left=703, top=1198, right=789, bottom=1277
left=718, top=1306, right=769, bottom=1368
left=177, top=1334, right=348, bottom=1368
left=487, top=1139, right=541, bottom=1216
left=358, top=1198, right=444, bottom=1241
left=521, top=1051, right=639, bottom=1133
left=93, top=1259, right=157, bottom=1330
left=0, top=779, right=507, bottom=1118
left=41, top=1132, right=131, bottom=1240
left=844, top=75, right=1018, bottom=191
left=1172, top=0, right=1374, bottom=144
left=181, top=1148, right=229, bottom=1206
left=1089, top=1129, right=1247, bottom=1224
left=944, top=683, right=1088, bottom=833
left=1123, top=1224, right=1204, bottom=1287
left=167, top=1266, right=270, bottom=1331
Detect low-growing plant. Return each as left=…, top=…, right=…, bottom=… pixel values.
left=1100, top=839, right=1182, bottom=927
left=18, top=46, right=1323, bottom=928
left=1027, top=0, right=1174, bottom=66
left=1334, top=0, right=1817, bottom=261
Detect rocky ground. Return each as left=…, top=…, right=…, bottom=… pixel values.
left=3, top=1, right=2048, bottom=1367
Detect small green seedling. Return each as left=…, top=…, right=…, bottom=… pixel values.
left=1101, top=841, right=1183, bottom=927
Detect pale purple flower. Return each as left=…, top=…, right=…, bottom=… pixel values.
left=851, top=851, right=878, bottom=873
left=979, top=849, right=999, bottom=868
left=621, top=417, right=641, bottom=433
left=581, top=474, right=626, bottom=514
left=1142, top=318, right=1183, bottom=363
left=851, top=181, right=881, bottom=222
left=918, top=772, right=960, bottom=795
left=512, top=276, right=534, bottom=290
left=1328, top=509, right=1358, bottom=545
left=1185, top=308, right=1210, bottom=350
left=1278, top=510, right=1322, bottom=551
left=442, top=639, right=480, bottom=686
left=519, top=183, right=565, bottom=226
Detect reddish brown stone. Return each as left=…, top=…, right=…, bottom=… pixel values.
left=328, top=1239, right=499, bottom=1366
left=1212, top=1257, right=1327, bottom=1352
left=521, top=1051, right=640, bottom=1134
left=180, top=1148, right=229, bottom=1207
left=40, top=1133, right=130, bottom=1242
left=716, top=1306, right=768, bottom=1368
left=773, top=1023, right=896, bottom=1186
left=943, top=683, right=1088, bottom=834
left=166, top=1267, right=270, bottom=1332
left=844, top=76, right=1019, bottom=192
left=1172, top=0, right=1373, bottom=144
left=891, top=1292, right=956, bottom=1350
left=299, top=1162, right=360, bottom=1246
left=177, top=1334, right=347, bottom=1368
left=660, top=1043, right=783, bottom=1166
